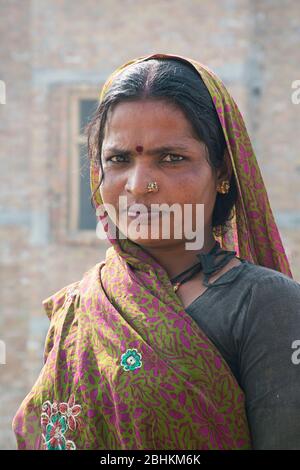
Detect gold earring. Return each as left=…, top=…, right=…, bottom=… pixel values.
left=217, top=180, right=230, bottom=194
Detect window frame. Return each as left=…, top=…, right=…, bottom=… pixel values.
left=67, top=88, right=100, bottom=242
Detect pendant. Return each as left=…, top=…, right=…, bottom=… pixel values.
left=173, top=282, right=180, bottom=293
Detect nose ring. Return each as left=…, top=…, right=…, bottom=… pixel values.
left=146, top=181, right=159, bottom=192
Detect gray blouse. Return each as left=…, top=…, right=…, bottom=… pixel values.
left=184, top=258, right=300, bottom=450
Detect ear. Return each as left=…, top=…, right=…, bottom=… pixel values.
left=216, top=148, right=232, bottom=185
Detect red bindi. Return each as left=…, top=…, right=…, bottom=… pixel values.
left=136, top=145, right=143, bottom=153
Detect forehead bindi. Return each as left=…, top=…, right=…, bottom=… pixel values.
left=135, top=145, right=143, bottom=153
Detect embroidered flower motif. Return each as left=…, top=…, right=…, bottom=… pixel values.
left=121, top=348, right=142, bottom=371
left=44, top=414, right=67, bottom=450
left=58, top=393, right=82, bottom=432
left=41, top=394, right=82, bottom=450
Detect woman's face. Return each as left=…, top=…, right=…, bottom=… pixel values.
left=100, top=99, right=225, bottom=250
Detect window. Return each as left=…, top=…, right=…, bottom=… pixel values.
left=69, top=94, right=99, bottom=235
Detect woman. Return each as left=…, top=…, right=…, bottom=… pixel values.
left=12, top=53, right=300, bottom=450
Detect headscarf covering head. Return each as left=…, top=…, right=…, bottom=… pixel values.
left=90, top=53, right=292, bottom=278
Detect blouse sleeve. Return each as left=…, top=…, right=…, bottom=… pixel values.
left=237, top=274, right=300, bottom=449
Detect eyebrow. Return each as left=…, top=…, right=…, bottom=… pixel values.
left=102, top=144, right=192, bottom=156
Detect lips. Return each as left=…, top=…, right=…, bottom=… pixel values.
left=127, top=209, right=161, bottom=217
left=123, top=204, right=163, bottom=216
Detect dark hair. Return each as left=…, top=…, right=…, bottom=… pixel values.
left=86, top=57, right=237, bottom=237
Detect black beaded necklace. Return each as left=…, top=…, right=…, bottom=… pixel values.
left=170, top=240, right=237, bottom=292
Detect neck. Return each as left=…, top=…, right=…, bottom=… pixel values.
left=140, top=231, right=217, bottom=279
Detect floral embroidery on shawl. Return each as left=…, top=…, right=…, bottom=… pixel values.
left=121, top=348, right=143, bottom=371
left=41, top=394, right=82, bottom=450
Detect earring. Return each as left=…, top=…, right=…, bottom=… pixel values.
left=217, top=180, right=230, bottom=194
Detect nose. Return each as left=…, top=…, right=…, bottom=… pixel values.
left=124, top=162, right=155, bottom=196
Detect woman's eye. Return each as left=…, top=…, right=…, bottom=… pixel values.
left=106, top=153, right=185, bottom=164
left=107, top=155, right=128, bottom=163
left=162, top=154, right=185, bottom=163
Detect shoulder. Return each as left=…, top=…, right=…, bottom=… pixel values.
left=241, top=261, right=300, bottom=301
left=205, top=259, right=299, bottom=305
left=229, top=262, right=300, bottom=353
left=42, top=280, right=81, bottom=321
left=41, top=262, right=103, bottom=321
left=237, top=263, right=300, bottom=350
left=223, top=256, right=298, bottom=296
